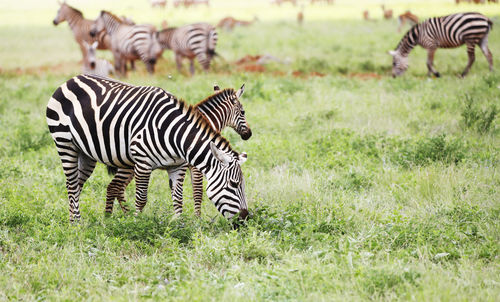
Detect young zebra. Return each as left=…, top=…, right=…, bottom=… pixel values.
left=46, top=74, right=249, bottom=222
left=82, top=41, right=115, bottom=77
left=157, top=23, right=218, bottom=75
left=390, top=12, right=493, bottom=77
left=53, top=2, right=111, bottom=66
left=90, top=11, right=163, bottom=76
left=105, top=84, right=252, bottom=217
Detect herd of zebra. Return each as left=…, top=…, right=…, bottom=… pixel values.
left=47, top=3, right=495, bottom=223
left=54, top=2, right=218, bottom=77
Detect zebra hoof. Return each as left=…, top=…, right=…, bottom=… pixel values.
left=104, top=212, right=113, bottom=218
left=435, top=72, right=440, bottom=78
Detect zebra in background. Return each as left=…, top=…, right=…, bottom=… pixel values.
left=105, top=84, right=252, bottom=217
left=90, top=11, right=163, bottom=76
left=390, top=12, right=493, bottom=77
left=46, top=74, right=249, bottom=222
left=157, top=23, right=218, bottom=75
left=53, top=2, right=111, bottom=67
left=82, top=41, right=115, bottom=77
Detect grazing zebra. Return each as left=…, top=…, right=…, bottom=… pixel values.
left=157, top=23, right=218, bottom=75
left=90, top=11, right=163, bottom=76
left=390, top=12, right=493, bottom=77
left=46, top=74, right=249, bottom=222
left=106, top=84, right=252, bottom=217
left=82, top=41, right=115, bottom=77
left=53, top=2, right=111, bottom=66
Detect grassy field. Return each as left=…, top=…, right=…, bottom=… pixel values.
left=0, top=0, right=499, bottom=300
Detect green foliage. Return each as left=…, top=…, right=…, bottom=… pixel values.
left=0, top=1, right=499, bottom=300
left=461, top=95, right=497, bottom=134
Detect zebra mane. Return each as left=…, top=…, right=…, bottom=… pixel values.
left=178, top=97, right=236, bottom=155
left=396, top=23, right=420, bottom=52
left=100, top=10, right=123, bottom=23
left=64, top=3, right=83, bottom=17
left=194, top=88, right=236, bottom=109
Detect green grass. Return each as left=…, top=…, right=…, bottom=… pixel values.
left=0, top=0, right=499, bottom=300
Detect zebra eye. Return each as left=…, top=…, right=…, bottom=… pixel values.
left=241, top=110, right=245, bottom=115
left=229, top=180, right=239, bottom=187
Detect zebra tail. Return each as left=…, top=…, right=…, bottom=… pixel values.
left=107, top=166, right=118, bottom=175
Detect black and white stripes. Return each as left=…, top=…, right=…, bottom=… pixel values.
left=47, top=74, right=248, bottom=222
left=105, top=84, right=252, bottom=217
left=157, top=23, right=218, bottom=75
left=390, top=12, right=493, bottom=77
left=89, top=11, right=163, bottom=75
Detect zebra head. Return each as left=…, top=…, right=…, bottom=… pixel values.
left=89, top=11, right=107, bottom=37
left=389, top=50, right=409, bottom=77
left=206, top=142, right=248, bottom=220
left=214, top=84, right=252, bottom=140
left=84, top=41, right=99, bottom=70
left=53, top=2, right=71, bottom=26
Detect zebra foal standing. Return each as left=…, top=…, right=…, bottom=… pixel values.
left=105, top=84, right=252, bottom=217
left=90, top=11, right=163, bottom=76
left=157, top=23, right=218, bottom=75
left=390, top=12, right=493, bottom=77
left=47, top=74, right=249, bottom=222
left=82, top=41, right=115, bottom=77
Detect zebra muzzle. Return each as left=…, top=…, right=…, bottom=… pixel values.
left=240, top=129, right=252, bottom=140
left=90, top=62, right=96, bottom=69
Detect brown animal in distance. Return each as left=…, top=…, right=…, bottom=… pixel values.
left=217, top=16, right=257, bottom=31
left=297, top=6, right=304, bottom=25
left=381, top=5, right=393, bottom=19
left=363, top=10, right=371, bottom=21
left=398, top=11, right=418, bottom=32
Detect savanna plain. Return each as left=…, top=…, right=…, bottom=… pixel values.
left=0, top=0, right=499, bottom=300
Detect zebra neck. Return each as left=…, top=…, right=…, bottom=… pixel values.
left=103, top=15, right=121, bottom=35
left=66, top=11, right=84, bottom=31
left=196, top=104, right=228, bottom=132
left=396, top=24, right=419, bottom=57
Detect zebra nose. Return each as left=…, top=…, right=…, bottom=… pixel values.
left=90, top=62, right=96, bottom=69
left=241, top=129, right=252, bottom=140
left=53, top=19, right=58, bottom=25
left=239, top=209, right=249, bottom=220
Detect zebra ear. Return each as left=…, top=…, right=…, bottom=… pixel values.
left=213, top=84, right=220, bottom=91
left=238, top=152, right=247, bottom=164
left=388, top=50, right=397, bottom=56
left=236, top=84, right=245, bottom=99
left=210, top=142, right=232, bottom=166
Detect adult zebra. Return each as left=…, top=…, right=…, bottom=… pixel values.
left=157, top=23, right=218, bottom=75
left=90, top=11, right=163, bottom=76
left=46, top=74, right=249, bottom=222
left=390, top=12, right=493, bottom=77
left=105, top=84, right=252, bottom=217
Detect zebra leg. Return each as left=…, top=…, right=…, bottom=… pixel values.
left=105, top=168, right=134, bottom=214
left=190, top=166, right=204, bottom=217
left=134, top=163, right=153, bottom=213
left=461, top=43, right=476, bottom=77
left=479, top=36, right=493, bottom=72
left=426, top=48, right=440, bottom=78
left=175, top=53, right=183, bottom=72
left=189, top=59, right=195, bottom=76
left=167, top=165, right=188, bottom=216
left=78, top=154, right=96, bottom=190
left=55, top=143, right=82, bottom=222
